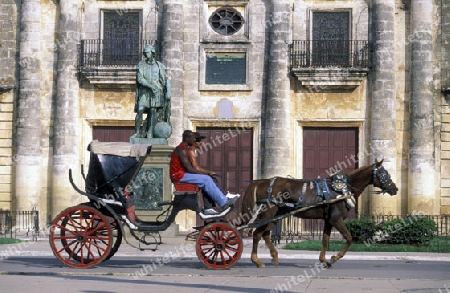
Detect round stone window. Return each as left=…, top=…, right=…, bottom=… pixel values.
left=209, top=7, right=244, bottom=36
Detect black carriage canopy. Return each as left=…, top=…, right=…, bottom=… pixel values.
left=85, top=140, right=152, bottom=200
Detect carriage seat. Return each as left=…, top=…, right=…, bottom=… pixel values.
left=173, top=183, right=200, bottom=195
left=172, top=183, right=231, bottom=219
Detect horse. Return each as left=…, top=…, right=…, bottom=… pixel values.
left=240, top=159, right=398, bottom=268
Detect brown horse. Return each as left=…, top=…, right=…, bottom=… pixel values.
left=240, top=159, right=398, bottom=268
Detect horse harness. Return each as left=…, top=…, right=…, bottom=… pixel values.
left=259, top=173, right=355, bottom=212
left=373, top=165, right=394, bottom=194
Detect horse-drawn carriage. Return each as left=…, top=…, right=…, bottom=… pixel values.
left=49, top=140, right=398, bottom=269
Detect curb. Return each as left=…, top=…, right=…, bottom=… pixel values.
left=2, top=238, right=450, bottom=262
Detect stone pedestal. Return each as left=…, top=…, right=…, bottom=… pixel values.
left=131, top=143, right=177, bottom=234
left=130, top=136, right=168, bottom=145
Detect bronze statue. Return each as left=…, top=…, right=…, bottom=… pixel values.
left=133, top=45, right=171, bottom=138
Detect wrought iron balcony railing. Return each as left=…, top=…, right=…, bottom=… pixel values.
left=79, top=39, right=157, bottom=67
left=289, top=40, right=369, bottom=69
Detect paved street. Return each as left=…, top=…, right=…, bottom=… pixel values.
left=0, top=237, right=449, bottom=293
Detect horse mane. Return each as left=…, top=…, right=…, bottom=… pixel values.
left=348, top=162, right=373, bottom=176
left=347, top=162, right=375, bottom=197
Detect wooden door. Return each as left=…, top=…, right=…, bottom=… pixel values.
left=93, top=126, right=135, bottom=142
left=303, top=127, right=358, bottom=217
left=195, top=127, right=253, bottom=224
left=195, top=127, right=252, bottom=195
left=303, top=127, right=358, bottom=178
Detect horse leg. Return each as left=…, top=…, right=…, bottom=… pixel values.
left=251, top=226, right=266, bottom=268
left=320, top=221, right=333, bottom=268
left=329, top=218, right=353, bottom=265
left=262, top=223, right=278, bottom=266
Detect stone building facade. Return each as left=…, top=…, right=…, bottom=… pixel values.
left=0, top=0, right=448, bottom=230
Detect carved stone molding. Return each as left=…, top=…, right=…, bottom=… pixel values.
left=0, top=85, right=14, bottom=94
left=79, top=67, right=136, bottom=89
left=291, top=68, right=369, bottom=92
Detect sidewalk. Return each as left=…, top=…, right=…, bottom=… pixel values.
left=2, top=235, right=450, bottom=262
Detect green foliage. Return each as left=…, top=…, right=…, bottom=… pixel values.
left=282, top=215, right=445, bottom=252
left=345, top=215, right=438, bottom=245
left=345, top=217, right=377, bottom=243
left=282, top=236, right=450, bottom=253
left=346, top=215, right=437, bottom=245
left=375, top=216, right=437, bottom=245
left=0, top=238, right=22, bottom=245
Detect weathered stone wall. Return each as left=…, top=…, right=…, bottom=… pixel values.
left=0, top=1, right=16, bottom=89
left=440, top=0, right=450, bottom=214
left=5, top=0, right=450, bottom=229
left=39, top=0, right=58, bottom=222
left=369, top=0, right=397, bottom=214
left=408, top=0, right=437, bottom=215
left=15, top=0, right=43, bottom=216
left=393, top=1, right=408, bottom=215
left=262, top=0, right=291, bottom=178
left=0, top=1, right=17, bottom=210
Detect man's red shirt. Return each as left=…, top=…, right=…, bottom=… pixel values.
left=170, top=142, right=189, bottom=183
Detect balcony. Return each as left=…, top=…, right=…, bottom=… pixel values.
left=289, top=40, right=369, bottom=92
left=78, top=39, right=157, bottom=87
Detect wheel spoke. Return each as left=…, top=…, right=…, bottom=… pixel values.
left=49, top=205, right=112, bottom=268
left=196, top=223, right=243, bottom=269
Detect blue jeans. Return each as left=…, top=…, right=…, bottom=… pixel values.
left=179, top=173, right=227, bottom=207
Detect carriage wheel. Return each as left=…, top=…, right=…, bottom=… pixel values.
left=77, top=202, right=122, bottom=261
left=196, top=222, right=243, bottom=269
left=49, top=205, right=112, bottom=268
left=104, top=215, right=122, bottom=261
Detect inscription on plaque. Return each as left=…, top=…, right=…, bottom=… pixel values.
left=206, top=52, right=246, bottom=85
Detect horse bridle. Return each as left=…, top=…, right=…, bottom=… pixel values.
left=372, top=165, right=394, bottom=194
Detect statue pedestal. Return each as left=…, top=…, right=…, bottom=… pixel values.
left=130, top=136, right=168, bottom=145
left=130, top=142, right=177, bottom=235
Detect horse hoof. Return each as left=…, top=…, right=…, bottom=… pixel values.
left=272, top=261, right=279, bottom=267
left=257, top=263, right=266, bottom=268
left=330, top=256, right=338, bottom=264
left=326, top=262, right=332, bottom=269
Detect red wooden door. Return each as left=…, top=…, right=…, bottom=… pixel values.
left=195, top=127, right=253, bottom=195
left=303, top=127, right=358, bottom=217
left=195, top=127, right=253, bottom=225
left=303, top=127, right=358, bottom=179
left=93, top=126, right=135, bottom=142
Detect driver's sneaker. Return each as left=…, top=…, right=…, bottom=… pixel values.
left=226, top=192, right=240, bottom=199
left=221, top=196, right=238, bottom=210
left=202, top=208, right=220, bottom=216
left=199, top=207, right=231, bottom=220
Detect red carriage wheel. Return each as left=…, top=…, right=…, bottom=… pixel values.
left=49, top=205, right=112, bottom=268
left=104, top=215, right=122, bottom=261
left=196, top=222, right=243, bottom=269
left=76, top=202, right=122, bottom=261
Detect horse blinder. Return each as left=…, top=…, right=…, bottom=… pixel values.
left=373, top=165, right=397, bottom=195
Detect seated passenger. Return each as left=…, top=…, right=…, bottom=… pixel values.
left=170, top=130, right=239, bottom=215
left=188, top=132, right=230, bottom=210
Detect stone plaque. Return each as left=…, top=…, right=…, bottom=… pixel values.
left=205, top=52, right=246, bottom=84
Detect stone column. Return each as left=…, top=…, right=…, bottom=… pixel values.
left=262, top=0, right=291, bottom=178
left=51, top=0, right=80, bottom=217
left=369, top=0, right=397, bottom=213
left=15, top=0, right=42, bottom=212
left=408, top=0, right=436, bottom=214
left=161, top=0, right=183, bottom=145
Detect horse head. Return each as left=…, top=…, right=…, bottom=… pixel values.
left=372, top=159, right=398, bottom=195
